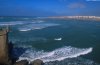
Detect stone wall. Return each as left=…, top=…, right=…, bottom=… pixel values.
left=0, top=27, right=44, bottom=65
left=0, top=29, right=11, bottom=65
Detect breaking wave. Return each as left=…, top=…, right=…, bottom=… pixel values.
left=32, top=20, right=45, bottom=23
left=45, top=57, right=100, bottom=65
left=0, top=21, right=25, bottom=26
left=17, top=46, right=93, bottom=62
left=18, top=23, right=59, bottom=31
left=0, top=20, right=45, bottom=26
left=0, top=21, right=59, bottom=32
left=54, top=38, right=62, bottom=41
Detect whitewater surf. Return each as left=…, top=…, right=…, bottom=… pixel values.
left=17, top=46, right=93, bottom=62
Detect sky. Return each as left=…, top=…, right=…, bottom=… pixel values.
left=0, top=0, right=100, bottom=16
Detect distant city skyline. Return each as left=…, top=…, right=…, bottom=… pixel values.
left=0, top=0, right=100, bottom=16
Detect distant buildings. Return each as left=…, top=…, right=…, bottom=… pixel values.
left=47, top=16, right=100, bottom=20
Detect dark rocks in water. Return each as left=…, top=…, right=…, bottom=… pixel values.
left=14, top=60, right=28, bottom=65
left=11, top=47, right=28, bottom=62
left=30, top=59, right=44, bottom=65
left=0, top=27, right=44, bottom=65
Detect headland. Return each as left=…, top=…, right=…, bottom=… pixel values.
left=46, top=16, right=100, bottom=21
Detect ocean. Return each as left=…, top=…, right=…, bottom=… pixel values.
left=0, top=16, right=100, bottom=65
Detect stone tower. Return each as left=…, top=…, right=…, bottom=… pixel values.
left=0, top=27, right=11, bottom=65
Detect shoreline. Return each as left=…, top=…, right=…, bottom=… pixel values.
left=43, top=16, right=100, bottom=21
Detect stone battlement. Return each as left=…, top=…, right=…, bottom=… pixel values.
left=0, top=29, right=8, bottom=36
left=0, top=27, right=11, bottom=65
left=0, top=27, right=44, bottom=65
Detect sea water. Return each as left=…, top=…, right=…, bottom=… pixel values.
left=0, top=16, right=100, bottom=65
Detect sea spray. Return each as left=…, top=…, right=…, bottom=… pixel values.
left=17, top=46, right=93, bottom=62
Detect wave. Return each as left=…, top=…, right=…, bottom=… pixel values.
left=0, top=20, right=46, bottom=26
left=54, top=38, right=62, bottom=41
left=10, top=37, right=47, bottom=43
left=19, top=28, right=32, bottom=32
left=0, top=20, right=59, bottom=32
left=0, top=21, right=25, bottom=26
left=45, top=57, right=100, bottom=65
left=32, top=20, right=45, bottom=23
left=17, top=46, right=93, bottom=63
left=19, top=23, right=59, bottom=32
left=19, top=27, right=45, bottom=31
left=0, top=21, right=37, bottom=26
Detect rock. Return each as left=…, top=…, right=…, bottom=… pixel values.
left=14, top=60, right=28, bottom=65
left=0, top=28, right=12, bottom=65
left=31, top=59, right=44, bottom=65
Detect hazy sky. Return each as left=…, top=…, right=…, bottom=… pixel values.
left=0, top=0, right=100, bottom=16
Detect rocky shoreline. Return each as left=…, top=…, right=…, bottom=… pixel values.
left=0, top=27, right=44, bottom=65
left=0, top=23, right=100, bottom=65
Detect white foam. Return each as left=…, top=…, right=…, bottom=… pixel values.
left=19, top=28, right=31, bottom=32
left=19, top=27, right=45, bottom=32
left=54, top=38, right=62, bottom=41
left=17, top=46, right=93, bottom=63
left=19, top=23, right=59, bottom=32
left=36, top=20, right=45, bottom=23
left=16, top=45, right=33, bottom=48
left=0, top=21, right=24, bottom=26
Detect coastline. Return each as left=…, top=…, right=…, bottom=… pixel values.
left=0, top=18, right=99, bottom=65
left=44, top=16, right=100, bottom=21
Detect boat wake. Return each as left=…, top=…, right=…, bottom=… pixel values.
left=17, top=46, right=93, bottom=63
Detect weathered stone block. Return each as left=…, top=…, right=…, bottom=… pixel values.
left=31, top=59, right=44, bottom=65
left=0, top=28, right=11, bottom=65
left=14, top=60, right=28, bottom=65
